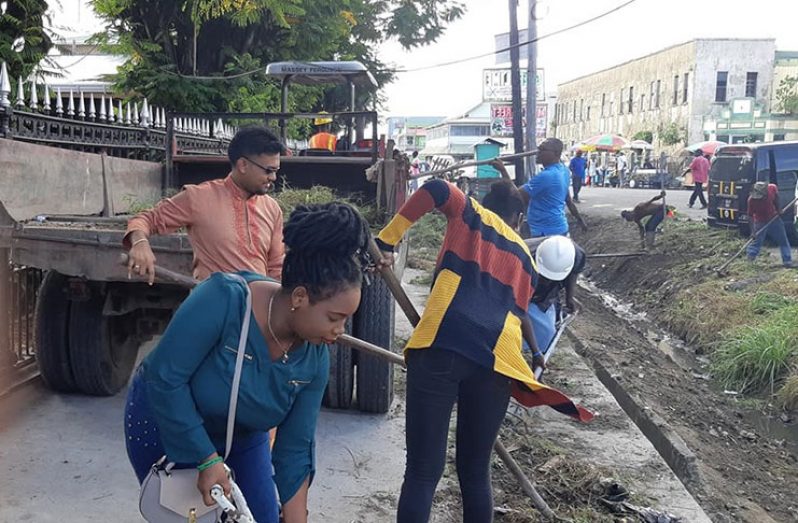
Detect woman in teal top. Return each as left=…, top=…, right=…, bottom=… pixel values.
left=125, top=203, right=370, bottom=523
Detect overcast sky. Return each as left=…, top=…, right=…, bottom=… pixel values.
left=53, top=0, right=798, bottom=119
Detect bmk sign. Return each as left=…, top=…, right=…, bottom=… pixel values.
left=483, top=68, right=545, bottom=102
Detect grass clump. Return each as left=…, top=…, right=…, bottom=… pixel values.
left=407, top=212, right=446, bottom=271
left=751, top=292, right=796, bottom=314
left=776, top=374, right=798, bottom=411
left=275, top=186, right=381, bottom=225
left=711, top=305, right=798, bottom=393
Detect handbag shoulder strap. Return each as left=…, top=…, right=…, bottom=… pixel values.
left=224, top=274, right=252, bottom=460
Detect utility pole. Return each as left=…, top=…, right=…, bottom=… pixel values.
left=525, top=0, right=539, bottom=179
left=508, top=0, right=525, bottom=185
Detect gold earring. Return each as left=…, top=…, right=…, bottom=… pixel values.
left=291, top=306, right=296, bottom=312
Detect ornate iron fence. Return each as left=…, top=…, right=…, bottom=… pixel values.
left=0, top=60, right=232, bottom=161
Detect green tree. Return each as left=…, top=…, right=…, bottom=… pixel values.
left=658, top=122, right=684, bottom=146
left=0, top=0, right=53, bottom=85
left=775, top=75, right=798, bottom=114
left=90, top=0, right=465, bottom=116
left=632, top=130, right=653, bottom=143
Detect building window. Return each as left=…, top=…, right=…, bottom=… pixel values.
left=774, top=134, right=786, bottom=141
left=620, top=88, right=625, bottom=114
left=656, top=80, right=661, bottom=108
left=649, top=82, right=655, bottom=110
left=586, top=106, right=591, bottom=121
left=450, top=125, right=489, bottom=136
left=715, top=71, right=728, bottom=102
left=745, top=72, right=758, bottom=98
left=573, top=101, right=577, bottom=122
left=641, top=94, right=646, bottom=112
left=580, top=99, right=584, bottom=121
left=628, top=86, right=634, bottom=114
left=601, top=93, right=606, bottom=117
left=673, top=75, right=680, bottom=105
left=683, top=72, right=689, bottom=104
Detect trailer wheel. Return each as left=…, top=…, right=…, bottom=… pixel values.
left=323, top=318, right=354, bottom=409
left=69, top=286, right=139, bottom=396
left=354, top=277, right=395, bottom=414
left=34, top=271, right=77, bottom=392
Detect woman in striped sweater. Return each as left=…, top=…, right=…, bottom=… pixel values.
left=375, top=178, right=591, bottom=523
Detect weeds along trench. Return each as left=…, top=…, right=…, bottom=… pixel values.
left=573, top=216, right=798, bottom=418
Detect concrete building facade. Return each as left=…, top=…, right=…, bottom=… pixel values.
left=554, top=39, right=787, bottom=148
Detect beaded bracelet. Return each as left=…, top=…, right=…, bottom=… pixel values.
left=197, top=456, right=223, bottom=471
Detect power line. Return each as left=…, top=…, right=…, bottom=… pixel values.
left=392, top=0, right=640, bottom=73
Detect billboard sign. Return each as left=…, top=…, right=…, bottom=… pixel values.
left=490, top=104, right=548, bottom=140
left=483, top=68, right=545, bottom=102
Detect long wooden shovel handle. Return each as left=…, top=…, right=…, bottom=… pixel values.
left=367, top=238, right=421, bottom=326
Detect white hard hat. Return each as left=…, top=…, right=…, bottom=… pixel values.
left=535, top=236, right=576, bottom=281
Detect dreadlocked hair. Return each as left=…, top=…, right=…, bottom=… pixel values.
left=282, top=202, right=370, bottom=302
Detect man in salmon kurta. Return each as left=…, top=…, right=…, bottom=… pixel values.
left=124, top=126, right=286, bottom=284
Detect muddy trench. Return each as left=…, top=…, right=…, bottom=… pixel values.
left=570, top=217, right=798, bottom=523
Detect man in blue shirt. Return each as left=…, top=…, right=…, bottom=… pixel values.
left=569, top=150, right=587, bottom=202
left=520, top=138, right=587, bottom=237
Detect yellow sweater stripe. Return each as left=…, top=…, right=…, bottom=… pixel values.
left=377, top=214, right=413, bottom=247
left=406, top=269, right=461, bottom=350
left=492, top=312, right=546, bottom=391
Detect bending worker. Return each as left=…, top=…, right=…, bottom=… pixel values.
left=621, top=190, right=675, bottom=248
left=523, top=236, right=585, bottom=355
left=375, top=177, right=592, bottom=523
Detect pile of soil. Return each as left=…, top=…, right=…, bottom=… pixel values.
left=571, top=216, right=798, bottom=522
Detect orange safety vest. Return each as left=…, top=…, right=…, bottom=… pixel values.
left=308, top=132, right=337, bottom=151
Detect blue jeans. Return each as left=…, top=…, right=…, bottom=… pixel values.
left=397, top=349, right=511, bottom=523
left=125, top=368, right=280, bottom=523
left=747, top=219, right=793, bottom=264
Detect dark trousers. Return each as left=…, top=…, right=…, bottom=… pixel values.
left=644, top=207, right=665, bottom=232
left=572, top=175, right=583, bottom=201
left=689, top=182, right=707, bottom=207
left=397, top=349, right=511, bottom=523
left=125, top=369, right=280, bottom=523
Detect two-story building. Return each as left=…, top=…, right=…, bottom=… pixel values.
left=554, top=39, right=798, bottom=148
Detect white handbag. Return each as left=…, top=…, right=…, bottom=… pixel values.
left=139, top=275, right=254, bottom=523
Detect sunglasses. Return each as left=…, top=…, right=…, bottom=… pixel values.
left=245, top=156, right=280, bottom=175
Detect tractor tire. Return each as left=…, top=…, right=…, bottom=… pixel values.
left=323, top=318, right=354, bottom=409
left=34, top=271, right=77, bottom=393
left=69, top=285, right=139, bottom=396
left=354, top=277, right=395, bottom=414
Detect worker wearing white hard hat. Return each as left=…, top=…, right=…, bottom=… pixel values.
left=523, top=236, right=586, bottom=355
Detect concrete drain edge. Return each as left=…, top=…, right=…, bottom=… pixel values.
left=565, top=330, right=704, bottom=493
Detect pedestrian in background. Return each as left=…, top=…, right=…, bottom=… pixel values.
left=686, top=149, right=709, bottom=209
left=569, top=149, right=587, bottom=202
left=615, top=152, right=628, bottom=187
left=746, top=181, right=793, bottom=267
